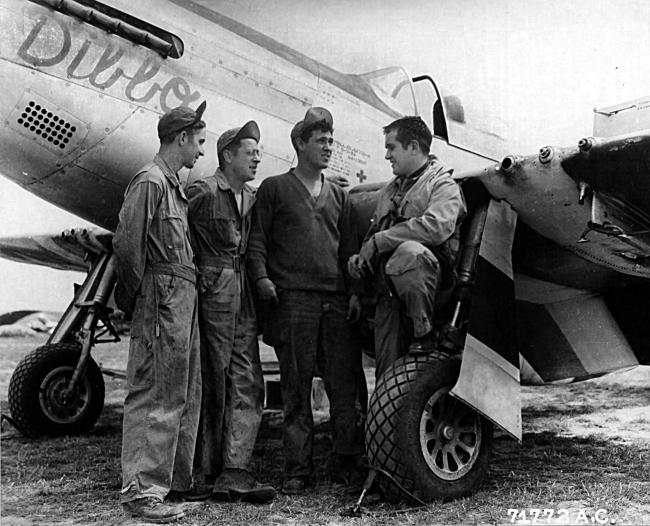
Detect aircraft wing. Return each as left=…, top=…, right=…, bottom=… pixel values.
left=0, top=228, right=112, bottom=272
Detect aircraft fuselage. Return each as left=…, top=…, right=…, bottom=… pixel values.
left=2, top=0, right=649, bottom=379
left=5, top=0, right=483, bottom=229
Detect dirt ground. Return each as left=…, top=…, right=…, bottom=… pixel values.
left=0, top=334, right=648, bottom=525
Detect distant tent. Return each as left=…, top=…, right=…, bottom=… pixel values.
left=0, top=310, right=38, bottom=326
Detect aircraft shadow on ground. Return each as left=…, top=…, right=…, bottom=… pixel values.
left=521, top=384, right=649, bottom=419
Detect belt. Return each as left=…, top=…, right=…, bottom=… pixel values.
left=197, top=254, right=245, bottom=272
left=147, top=262, right=197, bottom=285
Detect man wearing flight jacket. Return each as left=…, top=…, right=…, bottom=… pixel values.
left=247, top=107, right=364, bottom=495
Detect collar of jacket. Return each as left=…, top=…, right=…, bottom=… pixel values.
left=214, top=168, right=257, bottom=197
left=153, top=154, right=181, bottom=188
left=393, top=155, right=445, bottom=185
left=214, top=168, right=231, bottom=191
left=396, top=158, right=430, bottom=182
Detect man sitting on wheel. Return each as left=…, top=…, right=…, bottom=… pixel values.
left=348, top=116, right=466, bottom=378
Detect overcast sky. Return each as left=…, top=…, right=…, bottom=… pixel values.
left=2, top=0, right=649, bottom=313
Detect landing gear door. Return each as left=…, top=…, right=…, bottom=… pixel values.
left=450, top=200, right=522, bottom=441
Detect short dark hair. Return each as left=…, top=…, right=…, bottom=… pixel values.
left=383, top=116, right=432, bottom=155
left=218, top=140, right=242, bottom=167
left=160, top=120, right=206, bottom=145
left=291, top=119, right=334, bottom=153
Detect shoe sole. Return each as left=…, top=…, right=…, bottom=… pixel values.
left=209, top=488, right=230, bottom=502
left=408, top=347, right=435, bottom=355
left=167, top=488, right=212, bottom=502
left=181, top=491, right=212, bottom=501
left=127, top=510, right=185, bottom=523
left=210, top=487, right=276, bottom=504
left=231, top=487, right=276, bottom=503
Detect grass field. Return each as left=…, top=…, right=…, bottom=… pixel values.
left=1, top=334, right=648, bottom=525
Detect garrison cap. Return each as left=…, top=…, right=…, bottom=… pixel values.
left=217, top=120, right=261, bottom=154
left=290, top=107, right=333, bottom=145
left=157, top=100, right=207, bottom=140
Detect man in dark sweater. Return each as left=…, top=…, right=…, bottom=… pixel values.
left=248, top=107, right=364, bottom=495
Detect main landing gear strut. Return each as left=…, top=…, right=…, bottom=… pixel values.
left=8, top=252, right=119, bottom=437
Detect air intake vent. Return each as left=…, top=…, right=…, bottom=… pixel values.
left=9, top=92, right=88, bottom=155
left=17, top=101, right=76, bottom=150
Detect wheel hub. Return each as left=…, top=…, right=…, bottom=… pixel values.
left=46, top=377, right=76, bottom=407
left=441, top=424, right=455, bottom=441
left=419, top=387, right=482, bottom=481
left=39, top=366, right=91, bottom=424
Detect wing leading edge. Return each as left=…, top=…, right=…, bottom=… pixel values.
left=0, top=228, right=112, bottom=272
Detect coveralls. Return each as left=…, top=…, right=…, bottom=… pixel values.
left=186, top=169, right=264, bottom=482
left=113, top=155, right=201, bottom=503
left=248, top=171, right=364, bottom=479
left=367, top=156, right=466, bottom=378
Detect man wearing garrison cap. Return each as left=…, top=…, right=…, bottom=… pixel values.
left=113, top=102, right=207, bottom=523
left=186, top=121, right=276, bottom=503
left=248, top=108, right=365, bottom=495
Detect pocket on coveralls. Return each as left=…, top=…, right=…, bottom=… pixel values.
left=126, top=336, right=154, bottom=388
left=199, top=267, right=236, bottom=313
left=161, top=214, right=186, bottom=254
left=156, top=274, right=176, bottom=305
left=211, top=211, right=238, bottom=246
left=198, top=267, right=224, bottom=295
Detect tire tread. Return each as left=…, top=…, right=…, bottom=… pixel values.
left=8, top=343, right=104, bottom=438
left=365, top=353, right=450, bottom=502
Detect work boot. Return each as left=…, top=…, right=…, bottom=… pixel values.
left=122, top=497, right=184, bottom=523
left=166, top=483, right=213, bottom=502
left=408, top=333, right=436, bottom=355
left=211, top=468, right=276, bottom=504
left=281, top=476, right=309, bottom=495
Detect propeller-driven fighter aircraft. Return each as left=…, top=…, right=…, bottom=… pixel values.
left=1, top=0, right=648, bottom=503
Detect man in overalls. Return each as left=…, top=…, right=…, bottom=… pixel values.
left=114, top=102, right=206, bottom=523
left=187, top=121, right=275, bottom=503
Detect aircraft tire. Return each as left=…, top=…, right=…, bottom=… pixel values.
left=8, top=342, right=105, bottom=438
left=365, top=352, right=492, bottom=502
